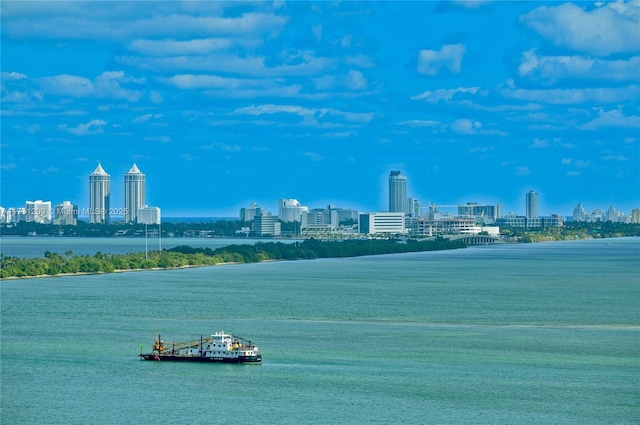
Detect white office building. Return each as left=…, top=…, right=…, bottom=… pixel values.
left=89, top=163, right=110, bottom=224
left=301, top=208, right=339, bottom=230
left=278, top=199, right=308, bottom=222
left=359, top=212, right=406, bottom=235
left=124, top=163, right=145, bottom=223
left=54, top=201, right=78, bottom=226
left=252, top=212, right=281, bottom=236
left=137, top=206, right=161, bottom=225
left=26, top=200, right=52, bottom=224
left=240, top=202, right=259, bottom=222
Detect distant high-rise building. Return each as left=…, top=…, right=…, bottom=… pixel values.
left=26, top=200, right=52, bottom=224
left=240, top=202, right=259, bottom=222
left=572, top=203, right=585, bottom=222
left=389, top=171, right=407, bottom=214
left=526, top=190, right=538, bottom=219
left=458, top=202, right=500, bottom=224
left=54, top=201, right=78, bottom=226
left=124, top=163, right=145, bottom=223
left=606, top=205, right=620, bottom=223
left=89, top=163, right=110, bottom=224
left=408, top=197, right=422, bottom=217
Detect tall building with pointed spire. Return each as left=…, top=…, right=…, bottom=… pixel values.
left=124, top=163, right=145, bottom=223
left=389, top=171, right=407, bottom=214
left=89, top=163, right=110, bottom=224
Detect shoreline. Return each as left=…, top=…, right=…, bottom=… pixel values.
left=0, top=261, right=245, bottom=281
left=1, top=236, right=636, bottom=281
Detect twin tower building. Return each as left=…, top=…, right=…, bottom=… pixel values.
left=89, top=163, right=157, bottom=224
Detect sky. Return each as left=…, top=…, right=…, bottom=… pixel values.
left=1, top=1, right=639, bottom=218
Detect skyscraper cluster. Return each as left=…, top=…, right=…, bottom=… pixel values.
left=88, top=163, right=159, bottom=225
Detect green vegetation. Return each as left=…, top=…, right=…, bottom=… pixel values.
left=0, top=238, right=465, bottom=279
left=501, top=222, right=640, bottom=242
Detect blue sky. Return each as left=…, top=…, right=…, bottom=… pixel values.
left=1, top=1, right=639, bottom=218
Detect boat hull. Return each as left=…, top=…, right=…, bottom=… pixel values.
left=139, top=354, right=261, bottom=363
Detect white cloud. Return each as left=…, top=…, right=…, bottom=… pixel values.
left=38, top=71, right=144, bottom=101
left=562, top=158, right=591, bottom=168
left=149, top=91, right=163, bottom=104
left=601, top=154, right=629, bottom=162
left=145, top=136, right=171, bottom=143
left=450, top=118, right=508, bottom=136
left=519, top=49, right=640, bottom=83
left=59, top=119, right=107, bottom=136
left=1, top=72, right=28, bottom=80
left=530, top=138, right=549, bottom=148
left=39, top=74, right=93, bottom=97
left=451, top=118, right=482, bottom=134
left=304, top=151, right=324, bottom=161
left=411, top=86, right=479, bottom=102
left=165, top=74, right=261, bottom=90
left=312, top=23, right=322, bottom=42
left=128, top=38, right=236, bottom=56
left=234, top=104, right=374, bottom=125
left=397, top=120, right=441, bottom=127
left=118, top=50, right=334, bottom=77
left=417, top=44, right=466, bottom=76
left=515, top=166, right=531, bottom=176
left=163, top=74, right=306, bottom=98
left=451, top=0, right=492, bottom=9
left=500, top=82, right=640, bottom=105
left=132, top=114, right=163, bottom=124
left=322, top=131, right=356, bottom=138
left=344, top=54, right=376, bottom=68
left=521, top=2, right=640, bottom=56
left=2, top=6, right=288, bottom=41
left=200, top=142, right=241, bottom=152
left=345, top=70, right=367, bottom=90
left=579, top=109, right=640, bottom=130
left=313, top=70, right=367, bottom=91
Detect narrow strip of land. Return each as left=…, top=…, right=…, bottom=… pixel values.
left=0, top=238, right=465, bottom=279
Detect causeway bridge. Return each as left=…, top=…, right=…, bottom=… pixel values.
left=445, top=234, right=501, bottom=246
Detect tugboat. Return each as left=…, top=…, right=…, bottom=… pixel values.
left=139, top=330, right=261, bottom=363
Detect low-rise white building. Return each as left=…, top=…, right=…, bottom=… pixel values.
left=358, top=212, right=406, bottom=235
left=138, top=206, right=161, bottom=225
left=252, top=212, right=281, bottom=236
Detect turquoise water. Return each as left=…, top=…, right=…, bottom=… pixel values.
left=2, top=238, right=639, bottom=424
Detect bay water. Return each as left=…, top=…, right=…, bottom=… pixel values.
left=1, top=238, right=639, bottom=424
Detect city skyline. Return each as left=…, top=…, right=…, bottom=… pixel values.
left=1, top=162, right=636, bottom=223
left=1, top=2, right=638, bottom=216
